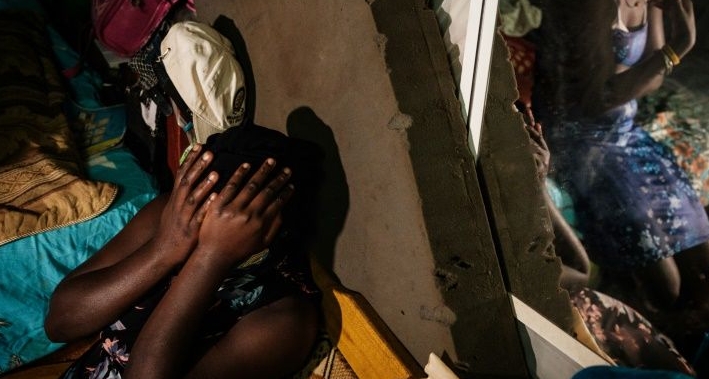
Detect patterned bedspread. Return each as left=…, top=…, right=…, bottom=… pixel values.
left=0, top=10, right=118, bottom=246
left=637, top=77, right=709, bottom=207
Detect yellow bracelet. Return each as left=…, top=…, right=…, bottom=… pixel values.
left=660, top=50, right=674, bottom=75
left=662, top=45, right=681, bottom=66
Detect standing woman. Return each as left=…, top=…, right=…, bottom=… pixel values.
left=533, top=0, right=709, bottom=324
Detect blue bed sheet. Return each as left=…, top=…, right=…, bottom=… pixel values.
left=0, top=148, right=158, bottom=372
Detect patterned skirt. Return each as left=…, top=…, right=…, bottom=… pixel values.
left=546, top=118, right=709, bottom=269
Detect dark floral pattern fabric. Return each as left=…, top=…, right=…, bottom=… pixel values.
left=570, top=288, right=695, bottom=375
left=546, top=109, right=709, bottom=269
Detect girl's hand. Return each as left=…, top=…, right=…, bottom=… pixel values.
left=197, top=158, right=295, bottom=266
left=155, top=144, right=218, bottom=265
left=523, top=108, right=550, bottom=181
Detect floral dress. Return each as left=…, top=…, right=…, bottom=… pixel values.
left=544, top=15, right=709, bottom=270
left=59, top=248, right=319, bottom=379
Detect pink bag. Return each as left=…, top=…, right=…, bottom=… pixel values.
left=92, top=0, right=195, bottom=57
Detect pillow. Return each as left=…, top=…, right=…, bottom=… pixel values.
left=0, top=10, right=117, bottom=246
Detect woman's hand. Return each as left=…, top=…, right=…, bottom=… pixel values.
left=196, top=158, right=295, bottom=266
left=524, top=108, right=550, bottom=182
left=653, top=0, right=696, bottom=58
left=154, top=144, right=218, bottom=265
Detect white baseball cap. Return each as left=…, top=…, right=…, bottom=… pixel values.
left=160, top=21, right=246, bottom=143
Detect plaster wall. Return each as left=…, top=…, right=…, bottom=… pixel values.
left=198, top=1, right=527, bottom=377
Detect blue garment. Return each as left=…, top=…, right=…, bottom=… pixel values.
left=612, top=20, right=647, bottom=66
left=547, top=117, right=709, bottom=269
left=545, top=8, right=709, bottom=269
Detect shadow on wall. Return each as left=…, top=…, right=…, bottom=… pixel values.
left=287, top=110, right=424, bottom=377
left=214, top=15, right=350, bottom=272
left=286, top=106, right=350, bottom=273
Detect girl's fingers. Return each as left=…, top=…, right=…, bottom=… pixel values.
left=263, top=183, right=295, bottom=220
left=215, top=162, right=252, bottom=207
left=211, top=158, right=291, bottom=216
left=234, top=158, right=277, bottom=206
left=194, top=192, right=217, bottom=224
left=534, top=122, right=543, bottom=134
left=180, top=151, right=213, bottom=190
left=523, top=107, right=535, bottom=126
left=175, top=144, right=202, bottom=186
left=262, top=214, right=284, bottom=246
left=187, top=171, right=218, bottom=208
left=251, top=167, right=292, bottom=213
left=261, top=184, right=294, bottom=246
left=526, top=124, right=540, bottom=138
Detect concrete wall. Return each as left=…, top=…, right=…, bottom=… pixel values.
left=198, top=1, right=527, bottom=377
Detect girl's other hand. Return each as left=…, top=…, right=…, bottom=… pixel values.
left=523, top=108, right=550, bottom=181
left=197, top=158, right=295, bottom=266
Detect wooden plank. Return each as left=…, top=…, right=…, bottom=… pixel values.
left=313, top=260, right=425, bottom=379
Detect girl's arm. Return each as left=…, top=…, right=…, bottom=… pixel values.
left=646, top=2, right=666, bottom=53
left=45, top=145, right=217, bottom=342
left=525, top=116, right=590, bottom=289
left=124, top=159, right=304, bottom=379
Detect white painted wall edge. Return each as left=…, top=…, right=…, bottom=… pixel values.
left=510, top=295, right=610, bottom=379
left=430, top=0, right=495, bottom=158
left=464, top=0, right=498, bottom=157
